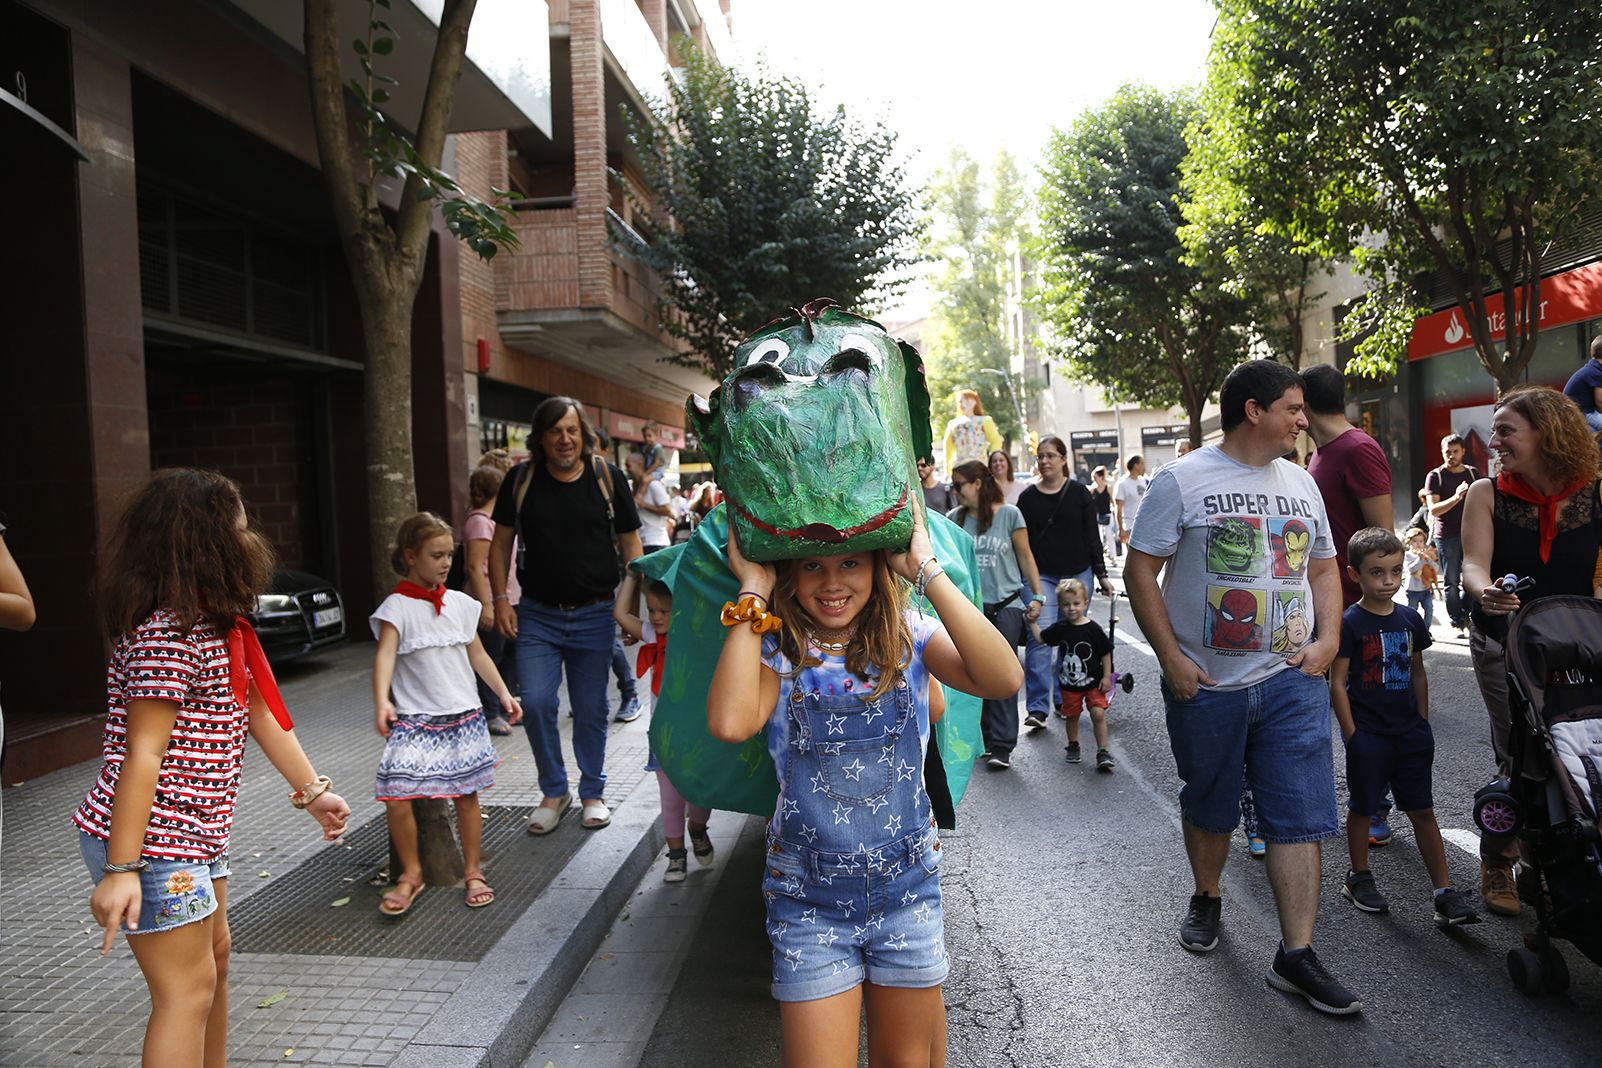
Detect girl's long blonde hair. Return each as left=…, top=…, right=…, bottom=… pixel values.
left=770, top=551, right=911, bottom=700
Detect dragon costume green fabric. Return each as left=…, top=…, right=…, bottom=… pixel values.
left=634, top=299, right=984, bottom=824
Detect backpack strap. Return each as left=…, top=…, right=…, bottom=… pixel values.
left=592, top=454, right=615, bottom=525
left=512, top=461, right=535, bottom=552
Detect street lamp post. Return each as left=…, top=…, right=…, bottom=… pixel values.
left=979, top=367, right=1029, bottom=466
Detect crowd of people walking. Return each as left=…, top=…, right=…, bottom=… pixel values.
left=53, top=342, right=1602, bottom=1065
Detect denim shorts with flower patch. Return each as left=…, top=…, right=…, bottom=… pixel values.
left=79, top=830, right=228, bottom=934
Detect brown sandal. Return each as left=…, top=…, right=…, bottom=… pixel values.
left=464, top=870, right=495, bottom=908
left=379, top=874, right=425, bottom=916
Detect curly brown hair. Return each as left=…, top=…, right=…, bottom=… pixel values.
left=1496, top=385, right=1601, bottom=488
left=771, top=551, right=911, bottom=701
left=101, top=468, right=275, bottom=638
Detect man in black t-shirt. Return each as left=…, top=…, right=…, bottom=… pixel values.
left=490, top=397, right=642, bottom=834
left=1423, top=434, right=1477, bottom=631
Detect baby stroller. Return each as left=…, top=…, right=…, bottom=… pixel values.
left=1471, top=595, right=1602, bottom=994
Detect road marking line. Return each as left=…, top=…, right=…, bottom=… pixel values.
left=1441, top=828, right=1481, bottom=856
left=1116, top=632, right=1156, bottom=658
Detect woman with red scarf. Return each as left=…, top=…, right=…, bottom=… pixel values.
left=1462, top=384, right=1602, bottom=917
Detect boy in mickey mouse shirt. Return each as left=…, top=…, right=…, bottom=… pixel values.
left=1036, top=578, right=1115, bottom=770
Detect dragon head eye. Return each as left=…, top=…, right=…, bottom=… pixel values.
left=744, top=337, right=790, bottom=368
left=838, top=333, right=883, bottom=369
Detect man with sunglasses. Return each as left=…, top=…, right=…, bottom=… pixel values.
left=917, top=454, right=957, bottom=515
left=1018, top=436, right=1115, bottom=729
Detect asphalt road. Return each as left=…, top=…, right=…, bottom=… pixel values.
left=636, top=605, right=1602, bottom=1067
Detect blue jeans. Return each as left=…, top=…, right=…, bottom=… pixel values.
left=1434, top=536, right=1465, bottom=626
left=1162, top=668, right=1339, bottom=843
left=1406, top=589, right=1434, bottom=629
left=1024, top=568, right=1094, bottom=714
left=516, top=599, right=616, bottom=800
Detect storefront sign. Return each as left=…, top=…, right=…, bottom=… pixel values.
left=1407, top=259, right=1602, bottom=361
left=608, top=411, right=648, bottom=443
left=1140, top=424, right=1189, bottom=448
left=1069, top=429, right=1120, bottom=450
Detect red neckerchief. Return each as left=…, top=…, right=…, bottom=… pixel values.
left=394, top=580, right=446, bottom=616
left=1496, top=472, right=1591, bottom=563
left=635, top=631, right=668, bottom=697
left=228, top=618, right=294, bottom=731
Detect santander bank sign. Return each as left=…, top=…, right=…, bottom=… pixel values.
left=1406, top=260, right=1602, bottom=362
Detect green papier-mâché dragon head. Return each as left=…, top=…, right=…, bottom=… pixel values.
left=686, top=299, right=934, bottom=562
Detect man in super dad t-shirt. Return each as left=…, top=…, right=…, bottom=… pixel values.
left=1126, top=360, right=1360, bottom=1017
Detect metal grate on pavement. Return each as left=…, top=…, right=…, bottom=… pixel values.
left=228, top=805, right=585, bottom=961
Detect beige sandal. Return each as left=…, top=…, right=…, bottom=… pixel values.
left=580, top=799, right=611, bottom=829
left=527, top=793, right=573, bottom=836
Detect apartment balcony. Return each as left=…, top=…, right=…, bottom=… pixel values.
left=495, top=202, right=708, bottom=405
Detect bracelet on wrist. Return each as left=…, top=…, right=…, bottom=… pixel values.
left=103, top=858, right=151, bottom=874
left=721, top=595, right=782, bottom=634
left=289, top=774, right=334, bottom=810
left=737, top=590, right=770, bottom=608
left=492, top=593, right=509, bottom=603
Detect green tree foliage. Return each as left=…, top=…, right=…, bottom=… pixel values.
left=1205, top=0, right=1602, bottom=393
left=622, top=49, right=921, bottom=381
left=1035, top=84, right=1253, bottom=446
left=1178, top=110, right=1326, bottom=369
left=922, top=149, right=1032, bottom=445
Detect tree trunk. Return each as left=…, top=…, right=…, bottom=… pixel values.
left=359, top=288, right=419, bottom=604
left=388, top=799, right=466, bottom=887
left=1187, top=407, right=1204, bottom=450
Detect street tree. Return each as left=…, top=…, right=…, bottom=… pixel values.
left=1205, top=0, right=1602, bottom=393
left=305, top=0, right=516, bottom=886
left=304, top=0, right=516, bottom=605
left=1178, top=116, right=1327, bottom=369
left=922, top=148, right=1032, bottom=446
left=1035, top=84, right=1254, bottom=447
left=620, top=49, right=921, bottom=381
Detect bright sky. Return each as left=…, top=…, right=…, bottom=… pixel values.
left=730, top=0, right=1219, bottom=317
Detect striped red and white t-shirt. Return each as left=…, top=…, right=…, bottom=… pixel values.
left=73, top=610, right=250, bottom=861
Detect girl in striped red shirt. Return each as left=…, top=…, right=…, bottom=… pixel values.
left=74, top=469, right=350, bottom=1068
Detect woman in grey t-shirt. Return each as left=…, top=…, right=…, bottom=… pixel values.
left=946, top=461, right=1045, bottom=769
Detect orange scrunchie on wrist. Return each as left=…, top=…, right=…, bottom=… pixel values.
left=722, top=595, right=783, bottom=634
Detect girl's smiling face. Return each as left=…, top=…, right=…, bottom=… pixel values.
left=406, top=533, right=455, bottom=589
left=795, top=552, right=873, bottom=630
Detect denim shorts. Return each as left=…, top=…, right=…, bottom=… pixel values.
left=1163, top=667, right=1339, bottom=843
left=79, top=830, right=229, bottom=934
left=762, top=829, right=949, bottom=1002
left=1344, top=717, right=1435, bottom=816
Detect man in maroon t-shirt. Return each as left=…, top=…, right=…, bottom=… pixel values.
left=1303, top=365, right=1394, bottom=608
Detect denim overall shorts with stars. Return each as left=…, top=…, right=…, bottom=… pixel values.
left=763, top=671, right=948, bottom=1001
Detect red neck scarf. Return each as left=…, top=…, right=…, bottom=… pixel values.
left=635, top=631, right=669, bottom=697
left=228, top=618, right=294, bottom=731
left=1496, top=472, right=1591, bottom=563
left=394, top=580, right=446, bottom=616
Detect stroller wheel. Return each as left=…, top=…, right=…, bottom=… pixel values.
left=1473, top=792, right=1521, bottom=837
left=1539, top=945, right=1570, bottom=995
left=1507, top=947, right=1544, bottom=995
left=1120, top=673, right=1135, bottom=694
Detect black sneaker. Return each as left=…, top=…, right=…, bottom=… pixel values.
left=1024, top=712, right=1048, bottom=730
left=1267, top=944, right=1362, bottom=1015
left=1065, top=742, right=1082, bottom=764
left=1096, top=748, right=1115, bottom=772
left=1178, top=893, right=1221, bottom=953
left=689, top=828, right=715, bottom=867
left=1342, top=869, right=1389, bottom=914
left=663, top=850, right=688, bottom=884
left=1432, top=888, right=1482, bottom=927
left=979, top=749, right=993, bottom=762
left=986, top=753, right=1011, bottom=769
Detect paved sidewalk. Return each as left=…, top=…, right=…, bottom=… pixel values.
left=0, top=643, right=664, bottom=1067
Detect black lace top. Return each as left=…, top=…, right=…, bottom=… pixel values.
left=1472, top=480, right=1602, bottom=629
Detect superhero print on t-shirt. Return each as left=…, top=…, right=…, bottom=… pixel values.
left=1205, top=585, right=1266, bottom=651
left=1359, top=630, right=1413, bottom=691
left=1206, top=516, right=1262, bottom=577
left=1271, top=592, right=1311, bottom=654
left=1269, top=518, right=1311, bottom=578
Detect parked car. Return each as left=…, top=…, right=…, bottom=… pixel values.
left=248, top=569, right=346, bottom=661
